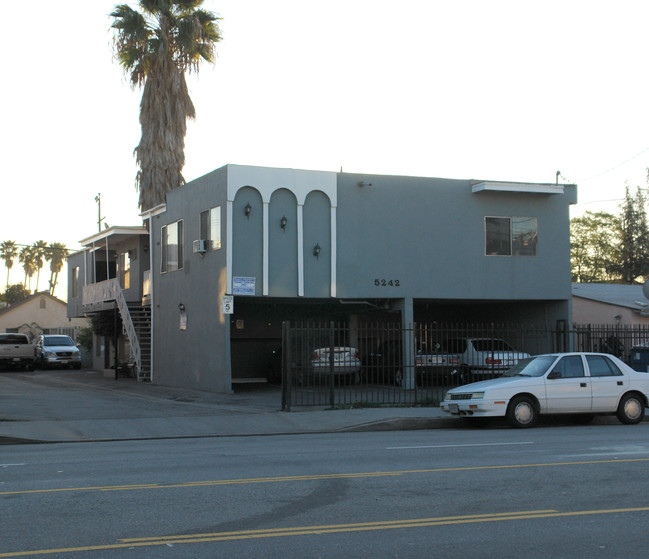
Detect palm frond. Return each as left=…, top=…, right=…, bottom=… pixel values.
left=110, top=0, right=221, bottom=209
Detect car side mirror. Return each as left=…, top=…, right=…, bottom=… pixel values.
left=548, top=370, right=562, bottom=380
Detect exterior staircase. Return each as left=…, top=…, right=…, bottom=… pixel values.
left=82, top=278, right=152, bottom=381
left=126, top=304, right=151, bottom=381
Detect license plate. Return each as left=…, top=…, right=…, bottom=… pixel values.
left=449, top=404, right=459, bottom=413
left=60, top=360, right=68, bottom=364
left=13, top=357, right=20, bottom=362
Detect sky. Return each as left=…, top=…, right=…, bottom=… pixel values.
left=3, top=0, right=649, bottom=299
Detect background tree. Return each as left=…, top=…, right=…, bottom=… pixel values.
left=32, top=240, right=49, bottom=292
left=614, top=186, right=649, bottom=284
left=47, top=243, right=69, bottom=296
left=0, top=240, right=18, bottom=289
left=2, top=283, right=30, bottom=305
left=19, top=246, right=36, bottom=291
left=111, top=0, right=222, bottom=211
left=570, top=211, right=621, bottom=282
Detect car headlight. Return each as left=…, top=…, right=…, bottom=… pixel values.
left=44, top=351, right=56, bottom=358
left=471, top=392, right=485, bottom=399
left=444, top=391, right=452, bottom=401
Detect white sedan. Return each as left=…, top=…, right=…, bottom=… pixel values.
left=440, top=352, right=649, bottom=428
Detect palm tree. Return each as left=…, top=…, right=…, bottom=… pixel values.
left=0, top=240, right=19, bottom=288
left=19, top=246, right=36, bottom=291
left=47, top=243, right=69, bottom=297
left=111, top=0, right=222, bottom=211
left=32, top=240, right=49, bottom=292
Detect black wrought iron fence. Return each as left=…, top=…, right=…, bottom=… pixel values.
left=280, top=321, right=649, bottom=410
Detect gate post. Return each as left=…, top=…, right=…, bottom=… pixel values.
left=329, top=321, right=335, bottom=407
left=281, top=321, right=291, bottom=411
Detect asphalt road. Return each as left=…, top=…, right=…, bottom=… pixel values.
left=3, top=423, right=649, bottom=557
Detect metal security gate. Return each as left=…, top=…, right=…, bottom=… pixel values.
left=280, top=321, right=569, bottom=410
left=280, top=321, right=649, bottom=410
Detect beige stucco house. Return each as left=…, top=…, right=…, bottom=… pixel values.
left=0, top=292, right=89, bottom=340
left=572, top=283, right=649, bottom=325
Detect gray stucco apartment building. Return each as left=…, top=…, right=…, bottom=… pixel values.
left=68, top=164, right=577, bottom=392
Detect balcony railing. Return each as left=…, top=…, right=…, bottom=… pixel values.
left=83, top=278, right=121, bottom=307
left=81, top=278, right=143, bottom=377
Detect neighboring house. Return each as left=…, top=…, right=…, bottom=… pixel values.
left=0, top=291, right=89, bottom=340
left=572, top=283, right=649, bottom=325
left=68, top=164, right=577, bottom=393
left=67, top=226, right=150, bottom=376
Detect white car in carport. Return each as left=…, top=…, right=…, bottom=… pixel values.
left=440, top=352, right=649, bottom=428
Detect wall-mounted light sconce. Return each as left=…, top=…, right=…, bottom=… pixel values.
left=358, top=181, right=373, bottom=187
left=313, top=243, right=321, bottom=259
left=178, top=303, right=186, bottom=313
left=280, top=215, right=288, bottom=231
left=244, top=202, right=252, bottom=218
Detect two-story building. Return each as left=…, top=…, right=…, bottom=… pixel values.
left=68, top=164, right=577, bottom=392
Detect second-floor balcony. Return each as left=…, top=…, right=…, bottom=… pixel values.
left=83, top=275, right=151, bottom=310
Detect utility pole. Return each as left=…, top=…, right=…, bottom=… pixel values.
left=95, top=193, right=106, bottom=232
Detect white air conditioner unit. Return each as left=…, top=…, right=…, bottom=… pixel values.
left=193, top=239, right=209, bottom=253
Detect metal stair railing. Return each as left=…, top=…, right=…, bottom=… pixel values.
left=103, top=279, right=146, bottom=381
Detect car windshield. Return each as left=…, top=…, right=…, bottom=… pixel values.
left=44, top=336, right=75, bottom=347
left=502, top=355, right=557, bottom=377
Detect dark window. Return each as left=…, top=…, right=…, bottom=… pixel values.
left=552, top=355, right=585, bottom=378
left=199, top=206, right=222, bottom=250
left=586, top=355, right=623, bottom=377
left=71, top=267, right=79, bottom=298
left=161, top=220, right=184, bottom=273
left=472, top=339, right=514, bottom=352
left=445, top=339, right=468, bottom=353
left=486, top=217, right=537, bottom=256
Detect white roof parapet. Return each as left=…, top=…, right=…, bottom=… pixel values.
left=79, top=225, right=148, bottom=247
left=471, top=181, right=566, bottom=194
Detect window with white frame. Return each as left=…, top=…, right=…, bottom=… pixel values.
left=485, top=216, right=537, bottom=256
left=161, top=220, right=184, bottom=273
left=200, top=206, right=221, bottom=250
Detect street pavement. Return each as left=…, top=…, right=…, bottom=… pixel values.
left=0, top=369, right=455, bottom=444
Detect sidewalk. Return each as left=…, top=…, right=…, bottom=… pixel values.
left=0, top=370, right=455, bottom=444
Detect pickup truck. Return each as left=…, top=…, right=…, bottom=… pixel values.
left=0, top=333, right=36, bottom=371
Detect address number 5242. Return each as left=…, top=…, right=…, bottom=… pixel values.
left=374, top=279, right=400, bottom=287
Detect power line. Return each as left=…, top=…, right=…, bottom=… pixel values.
left=577, top=146, right=649, bottom=183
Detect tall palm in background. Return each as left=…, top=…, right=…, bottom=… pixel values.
left=19, top=246, right=36, bottom=291
left=111, top=0, right=222, bottom=211
left=32, top=240, right=49, bottom=292
left=0, top=240, right=18, bottom=288
left=47, top=243, right=69, bottom=297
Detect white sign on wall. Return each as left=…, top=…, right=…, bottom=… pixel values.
left=222, top=295, right=234, bottom=315
left=233, top=276, right=256, bottom=295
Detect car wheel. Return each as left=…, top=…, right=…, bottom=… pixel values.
left=506, top=395, right=538, bottom=428
left=616, top=393, right=645, bottom=425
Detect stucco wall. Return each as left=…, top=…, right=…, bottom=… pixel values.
left=573, top=297, right=649, bottom=325
left=335, top=172, right=574, bottom=301
left=151, top=167, right=231, bottom=392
